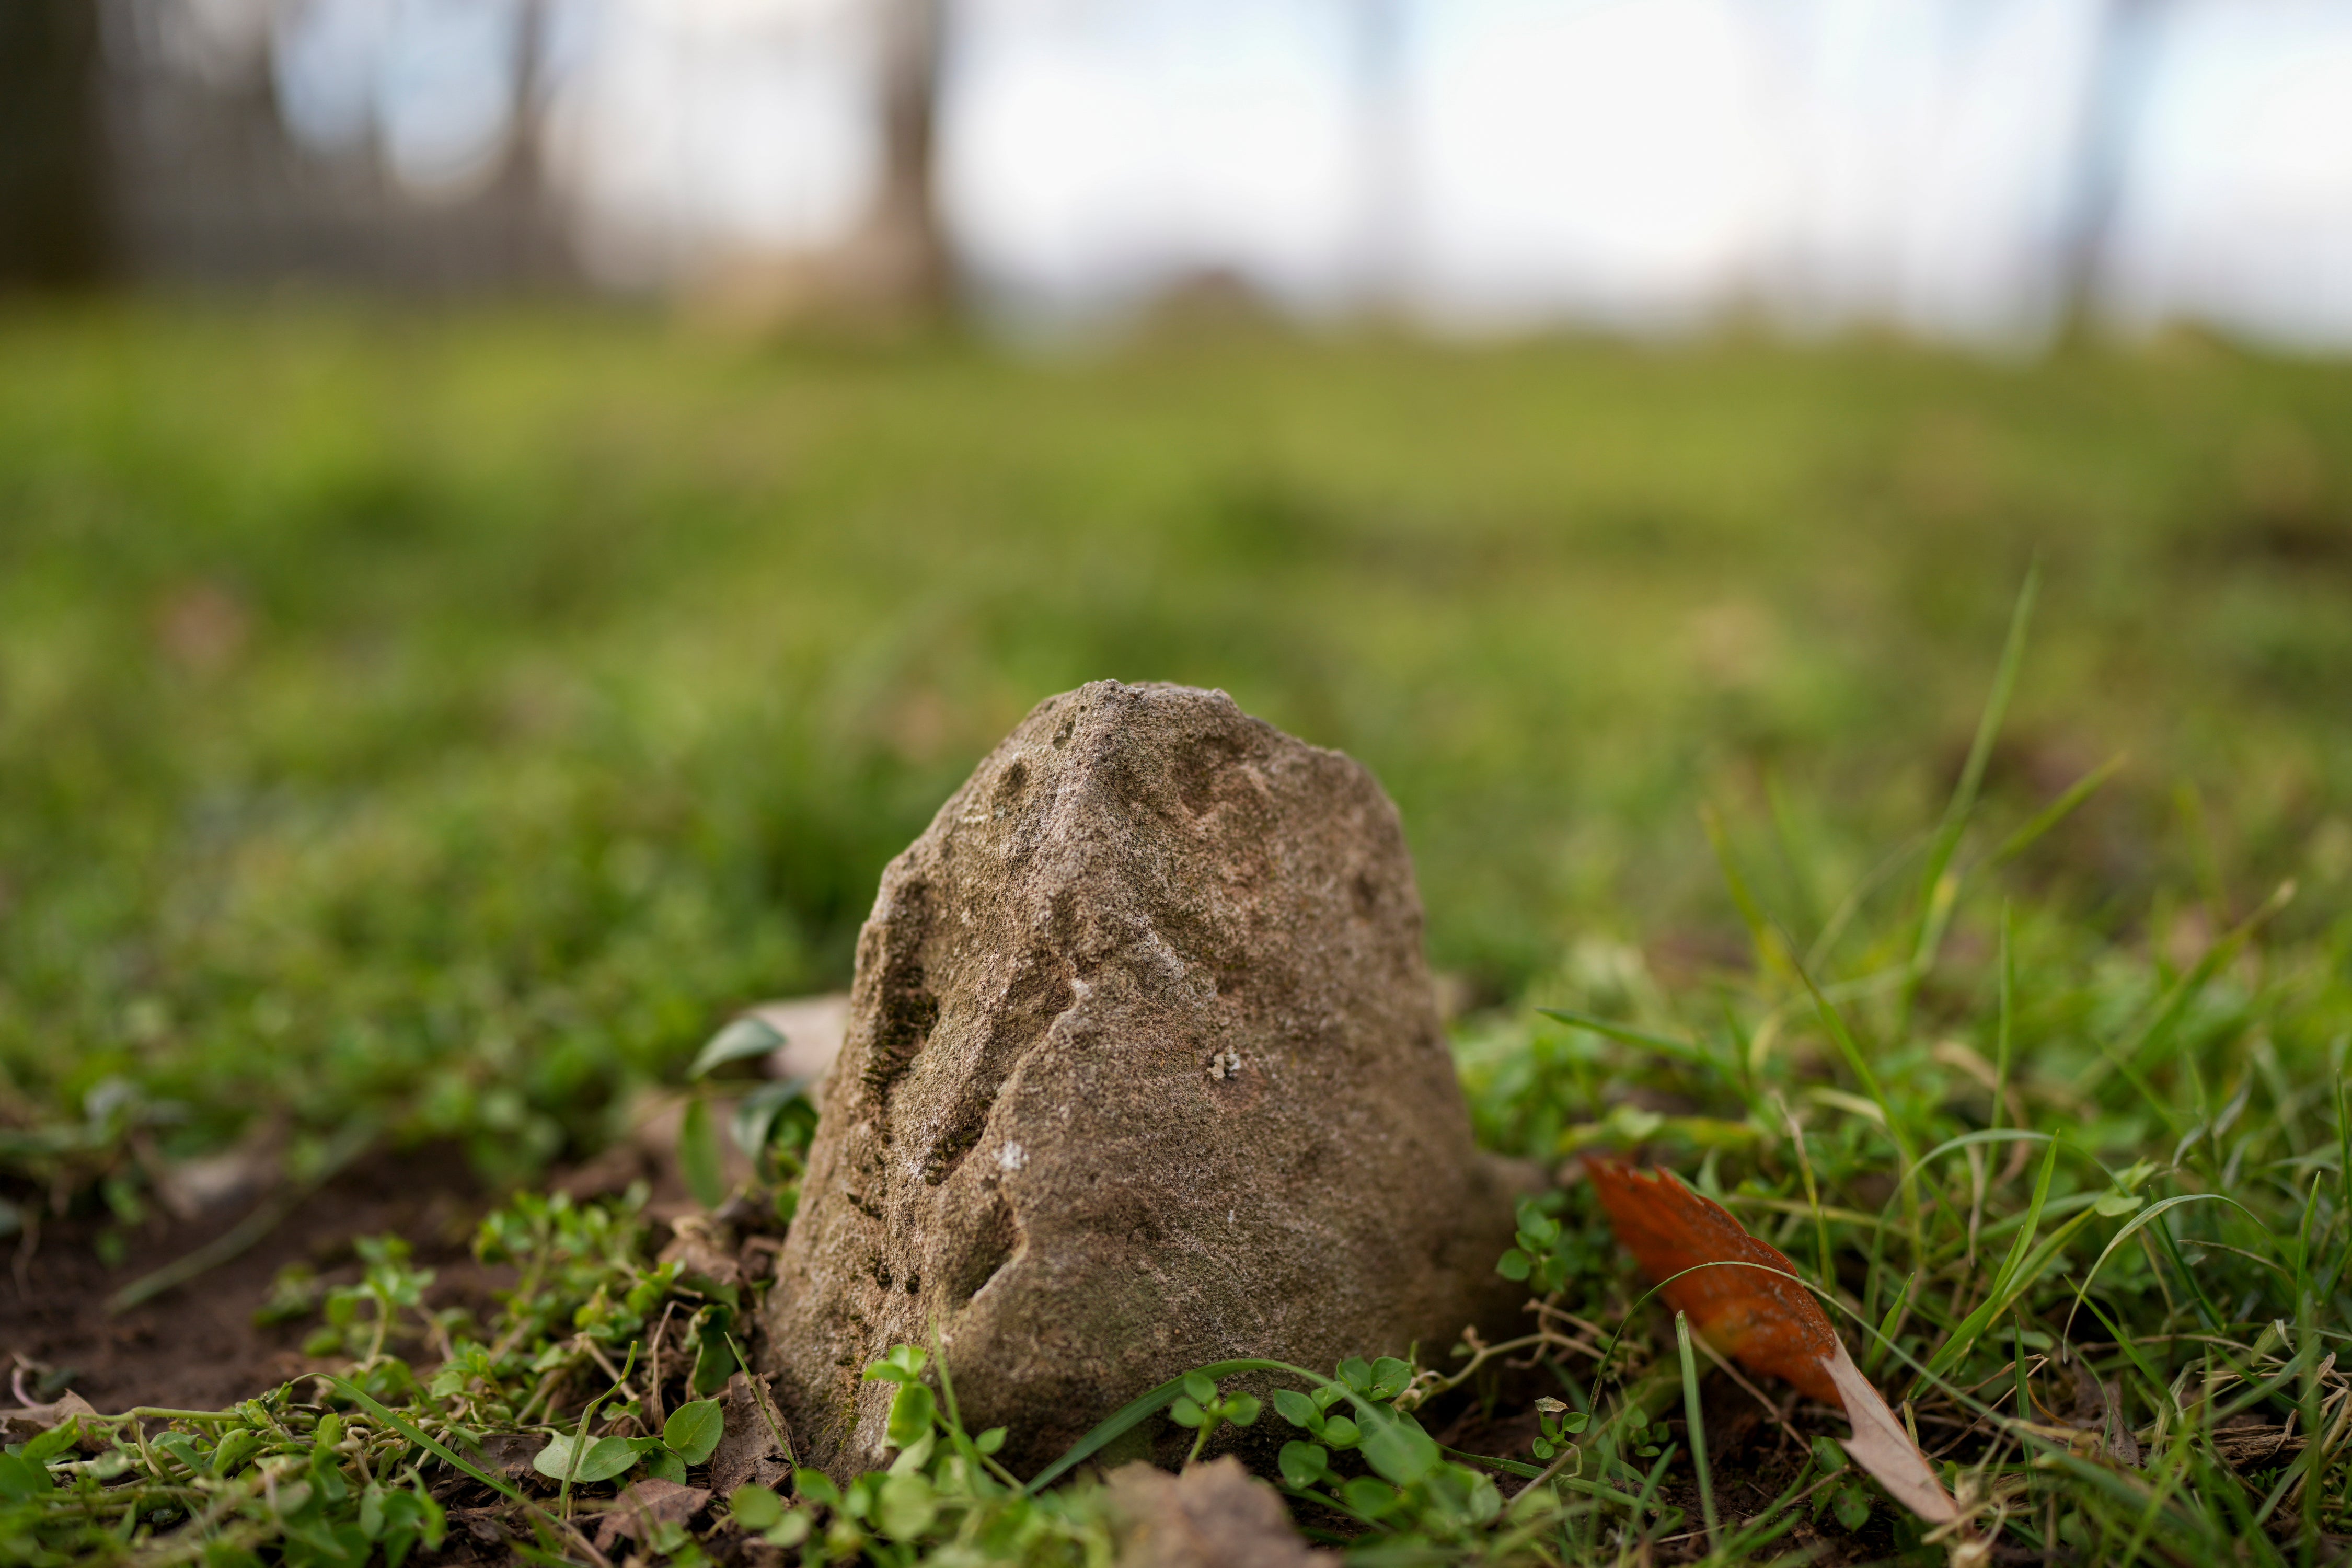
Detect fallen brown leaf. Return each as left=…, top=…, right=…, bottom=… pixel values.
left=658, top=1214, right=746, bottom=1292
left=1584, top=1156, right=1956, bottom=1523
left=1822, top=1332, right=1961, bottom=1522
left=595, top=1478, right=710, bottom=1549
left=708, top=1370, right=795, bottom=1496
left=0, top=1391, right=104, bottom=1452
left=1585, top=1156, right=1839, bottom=1403
left=472, top=1432, right=544, bottom=1482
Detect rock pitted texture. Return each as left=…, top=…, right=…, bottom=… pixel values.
left=760, top=681, right=1528, bottom=1478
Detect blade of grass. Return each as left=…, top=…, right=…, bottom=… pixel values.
left=1804, top=831, right=1931, bottom=976
left=1675, top=1311, right=1718, bottom=1552
left=1701, top=804, right=1793, bottom=982
left=1775, top=1097, right=1835, bottom=1290
left=1632, top=1440, right=1682, bottom=1535
left=1443, top=1445, right=1544, bottom=1480
left=1763, top=767, right=1826, bottom=940
left=318, top=1374, right=537, bottom=1511
left=2114, top=1445, right=2194, bottom=1568
left=2062, top=1193, right=2268, bottom=1338
left=1789, top=954, right=1923, bottom=1260
left=2316, top=1079, right=2352, bottom=1305
left=1536, top=1009, right=1716, bottom=1073
left=1993, top=904, right=2015, bottom=1132
left=1712, top=1467, right=1816, bottom=1560
left=1927, top=1137, right=2059, bottom=1382
left=2074, top=1294, right=2169, bottom=1401
left=1896, top=562, right=2039, bottom=1039
left=2089, top=881, right=2296, bottom=1090
left=1863, top=1271, right=1916, bottom=1377
left=560, top=1341, right=637, bottom=1520
left=1902, top=1128, right=2086, bottom=1225
left=2286, top=1182, right=2326, bottom=1558
left=2150, top=1219, right=2226, bottom=1332
left=724, top=1332, right=798, bottom=1472
left=1989, top=754, right=2126, bottom=868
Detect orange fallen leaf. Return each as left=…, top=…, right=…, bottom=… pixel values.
left=1583, top=1155, right=1840, bottom=1403
left=1584, top=1156, right=1956, bottom=1524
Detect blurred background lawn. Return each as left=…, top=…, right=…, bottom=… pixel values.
left=4, top=302, right=2348, bottom=1183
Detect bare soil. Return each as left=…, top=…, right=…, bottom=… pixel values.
left=1, top=1147, right=505, bottom=1414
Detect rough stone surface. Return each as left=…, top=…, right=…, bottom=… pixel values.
left=1104, top=1459, right=1339, bottom=1568
left=759, top=681, right=1530, bottom=1479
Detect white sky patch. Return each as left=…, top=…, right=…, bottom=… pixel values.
left=1760, top=0, right=2107, bottom=347
left=1406, top=0, right=1777, bottom=332
left=2102, top=0, right=2352, bottom=350
left=943, top=0, right=1361, bottom=314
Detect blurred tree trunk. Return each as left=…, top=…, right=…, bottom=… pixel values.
left=1349, top=0, right=1406, bottom=309
left=849, top=0, right=951, bottom=318
left=2058, top=0, right=2163, bottom=336
left=0, top=0, right=111, bottom=287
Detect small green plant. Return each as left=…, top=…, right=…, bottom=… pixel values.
left=1265, top=1361, right=1521, bottom=1551
left=1167, top=1370, right=1261, bottom=1465
left=1807, top=1435, right=1874, bottom=1531
left=1271, top=1379, right=1363, bottom=1487
left=1528, top=1396, right=1590, bottom=1462
left=533, top=1392, right=724, bottom=1489
left=762, top=1342, right=1115, bottom=1565
left=1495, top=1192, right=1610, bottom=1296
left=297, top=1235, right=444, bottom=1399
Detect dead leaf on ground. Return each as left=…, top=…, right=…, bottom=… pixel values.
left=2058, top=1356, right=2141, bottom=1468
left=1584, top=1155, right=1957, bottom=1524
left=595, top=1478, right=710, bottom=1549
left=2102, top=1380, right=2141, bottom=1469
left=1821, top=1332, right=1961, bottom=1523
left=472, top=1432, right=544, bottom=1482
left=1584, top=1156, right=1839, bottom=1403
left=152, top=1138, right=280, bottom=1220
left=2213, top=1422, right=2306, bottom=1467
left=0, top=1390, right=104, bottom=1452
left=446, top=1507, right=509, bottom=1546
left=659, top=1214, right=745, bottom=1292
left=708, top=1370, right=795, bottom=1496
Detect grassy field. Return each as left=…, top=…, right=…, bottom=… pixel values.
left=0, top=304, right=2348, bottom=1563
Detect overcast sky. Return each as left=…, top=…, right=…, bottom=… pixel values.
left=265, top=0, right=2352, bottom=349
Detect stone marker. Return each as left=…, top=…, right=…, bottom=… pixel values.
left=759, top=681, right=1530, bottom=1479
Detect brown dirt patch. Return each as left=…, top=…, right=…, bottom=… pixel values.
left=0, top=1146, right=504, bottom=1414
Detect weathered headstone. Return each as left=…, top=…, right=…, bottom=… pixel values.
left=760, top=681, right=1530, bottom=1478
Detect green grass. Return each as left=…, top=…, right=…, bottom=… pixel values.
left=0, top=302, right=2347, bottom=1562
left=4, top=302, right=2350, bottom=1193
left=1442, top=631, right=2352, bottom=1563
